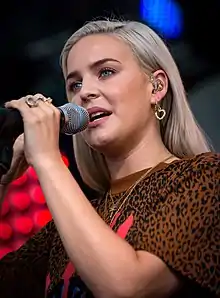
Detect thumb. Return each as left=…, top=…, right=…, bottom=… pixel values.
left=1, top=153, right=28, bottom=185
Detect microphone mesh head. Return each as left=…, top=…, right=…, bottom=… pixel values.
left=59, top=103, right=89, bottom=135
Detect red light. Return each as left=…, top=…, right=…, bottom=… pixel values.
left=0, top=222, right=13, bottom=240
left=0, top=200, right=10, bottom=217
left=13, top=217, right=34, bottom=235
left=10, top=192, right=31, bottom=211
left=12, top=173, right=28, bottom=186
left=31, top=185, right=46, bottom=205
left=61, top=154, right=69, bottom=167
left=34, top=210, right=52, bottom=228
left=0, top=154, right=69, bottom=258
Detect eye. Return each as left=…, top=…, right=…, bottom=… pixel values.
left=99, top=68, right=115, bottom=78
left=68, top=81, right=82, bottom=93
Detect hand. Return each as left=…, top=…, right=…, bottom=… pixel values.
left=5, top=94, right=61, bottom=167
left=0, top=134, right=28, bottom=185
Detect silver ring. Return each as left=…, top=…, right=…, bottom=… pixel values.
left=25, top=96, right=52, bottom=107
left=25, top=96, right=40, bottom=108
left=41, top=97, right=53, bottom=104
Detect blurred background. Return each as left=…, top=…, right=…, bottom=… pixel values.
left=0, top=0, right=219, bottom=257
left=0, top=0, right=220, bottom=149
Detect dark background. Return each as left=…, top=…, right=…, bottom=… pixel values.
left=1, top=0, right=220, bottom=259
left=0, top=0, right=219, bottom=153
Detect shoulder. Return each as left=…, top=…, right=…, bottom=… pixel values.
left=167, top=152, right=219, bottom=174
left=176, top=152, right=219, bottom=191
left=161, top=152, right=219, bottom=191
left=179, top=151, right=218, bottom=169
left=139, top=152, right=219, bottom=205
left=136, top=154, right=220, bottom=293
left=182, top=152, right=219, bottom=171
left=162, top=152, right=219, bottom=213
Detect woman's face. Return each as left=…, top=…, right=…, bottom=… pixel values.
left=66, top=34, right=163, bottom=157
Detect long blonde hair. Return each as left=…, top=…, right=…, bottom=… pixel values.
left=60, top=19, right=211, bottom=193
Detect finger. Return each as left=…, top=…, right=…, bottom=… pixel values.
left=36, top=98, right=60, bottom=125
left=37, top=99, right=58, bottom=113
left=1, top=155, right=28, bottom=184
left=33, top=93, right=52, bottom=104
left=1, top=154, right=23, bottom=184
left=5, top=95, right=32, bottom=108
left=5, top=94, right=59, bottom=127
left=5, top=96, right=48, bottom=124
left=5, top=96, right=34, bottom=118
left=33, top=93, right=47, bottom=103
left=13, top=155, right=28, bottom=179
left=15, top=134, right=24, bottom=148
left=31, top=94, right=56, bottom=115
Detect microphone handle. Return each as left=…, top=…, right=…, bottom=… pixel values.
left=0, top=142, right=14, bottom=176
left=0, top=107, right=66, bottom=143
left=0, top=107, right=66, bottom=175
left=0, top=108, right=24, bottom=142
left=0, top=108, right=22, bottom=174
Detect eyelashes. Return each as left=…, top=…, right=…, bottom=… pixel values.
left=67, top=67, right=116, bottom=93
left=98, top=67, right=116, bottom=78
left=67, top=81, right=82, bottom=93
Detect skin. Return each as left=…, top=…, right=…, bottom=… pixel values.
left=0, top=134, right=28, bottom=207
left=2, top=34, right=180, bottom=297
left=66, top=34, right=172, bottom=180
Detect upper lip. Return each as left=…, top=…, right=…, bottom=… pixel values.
left=87, top=106, right=112, bottom=116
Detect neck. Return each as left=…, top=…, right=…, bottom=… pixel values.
left=105, top=129, right=172, bottom=181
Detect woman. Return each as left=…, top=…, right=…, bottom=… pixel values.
left=0, top=19, right=219, bottom=298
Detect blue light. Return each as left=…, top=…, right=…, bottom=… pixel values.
left=140, top=0, right=183, bottom=39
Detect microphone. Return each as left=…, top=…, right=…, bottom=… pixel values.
left=0, top=103, right=90, bottom=142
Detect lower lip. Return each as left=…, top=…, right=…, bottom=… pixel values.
left=88, top=116, right=110, bottom=128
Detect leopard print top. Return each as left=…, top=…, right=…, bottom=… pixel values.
left=0, top=152, right=219, bottom=297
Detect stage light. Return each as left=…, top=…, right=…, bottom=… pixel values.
left=0, top=153, right=69, bottom=259
left=140, top=0, right=183, bottom=39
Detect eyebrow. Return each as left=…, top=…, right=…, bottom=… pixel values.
left=66, top=58, right=121, bottom=81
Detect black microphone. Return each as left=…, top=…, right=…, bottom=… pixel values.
left=0, top=103, right=90, bottom=142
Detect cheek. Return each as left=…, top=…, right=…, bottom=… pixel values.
left=68, top=94, right=79, bottom=105
left=122, top=96, right=153, bottom=127
left=104, top=86, right=133, bottom=115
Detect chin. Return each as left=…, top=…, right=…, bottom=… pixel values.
left=84, top=131, right=116, bottom=152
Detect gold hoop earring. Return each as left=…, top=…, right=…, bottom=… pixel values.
left=155, top=103, right=166, bottom=120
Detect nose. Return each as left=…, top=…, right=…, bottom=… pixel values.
left=79, top=79, right=99, bottom=103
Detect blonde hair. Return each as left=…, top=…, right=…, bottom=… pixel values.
left=60, top=19, right=211, bottom=193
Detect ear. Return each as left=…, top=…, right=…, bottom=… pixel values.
left=150, top=70, right=169, bottom=105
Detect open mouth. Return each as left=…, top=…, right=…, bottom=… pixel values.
left=89, top=111, right=112, bottom=122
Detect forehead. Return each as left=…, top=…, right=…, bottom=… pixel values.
left=66, top=34, right=135, bottom=70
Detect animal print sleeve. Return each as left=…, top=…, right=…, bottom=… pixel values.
left=0, top=220, right=56, bottom=298
left=138, top=153, right=220, bottom=294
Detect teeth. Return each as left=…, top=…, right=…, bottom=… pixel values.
left=92, top=112, right=105, bottom=117
left=90, top=111, right=109, bottom=121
